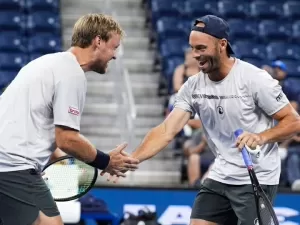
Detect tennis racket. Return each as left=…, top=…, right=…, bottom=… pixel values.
left=42, top=156, right=98, bottom=202
left=234, top=129, right=279, bottom=225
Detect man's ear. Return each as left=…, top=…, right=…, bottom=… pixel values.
left=220, top=39, right=227, bottom=52
left=95, top=35, right=102, bottom=48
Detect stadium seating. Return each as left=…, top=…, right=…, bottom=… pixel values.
left=0, top=0, right=25, bottom=11
left=28, top=33, right=62, bottom=54
left=0, top=32, right=27, bottom=53
left=0, top=0, right=62, bottom=91
left=147, top=0, right=300, bottom=94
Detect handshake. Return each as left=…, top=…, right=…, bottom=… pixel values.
left=100, top=143, right=139, bottom=182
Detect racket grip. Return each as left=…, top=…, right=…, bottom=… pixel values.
left=234, top=129, right=253, bottom=167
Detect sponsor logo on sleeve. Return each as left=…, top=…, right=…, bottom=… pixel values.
left=68, top=106, right=80, bottom=116
left=276, top=92, right=283, bottom=102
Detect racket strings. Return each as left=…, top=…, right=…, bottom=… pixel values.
left=42, top=158, right=96, bottom=201
left=258, top=197, right=276, bottom=225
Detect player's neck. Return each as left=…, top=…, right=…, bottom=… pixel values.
left=208, top=57, right=235, bottom=82
left=68, top=47, right=93, bottom=72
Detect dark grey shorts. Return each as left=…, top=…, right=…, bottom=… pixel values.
left=0, top=169, right=60, bottom=225
left=191, top=178, right=278, bottom=225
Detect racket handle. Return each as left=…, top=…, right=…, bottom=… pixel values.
left=234, top=129, right=253, bottom=167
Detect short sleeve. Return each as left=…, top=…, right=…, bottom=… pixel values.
left=173, top=80, right=196, bottom=117
left=53, top=76, right=87, bottom=131
left=251, top=70, right=289, bottom=116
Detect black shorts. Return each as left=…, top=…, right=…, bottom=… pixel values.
left=191, top=178, right=278, bottom=225
left=0, top=169, right=60, bottom=225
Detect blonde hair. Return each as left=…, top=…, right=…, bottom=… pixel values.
left=71, top=13, right=125, bottom=48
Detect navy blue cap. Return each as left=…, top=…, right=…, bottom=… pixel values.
left=191, top=15, right=234, bottom=55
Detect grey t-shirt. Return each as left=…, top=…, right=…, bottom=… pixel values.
left=0, top=52, right=86, bottom=172
left=174, top=59, right=289, bottom=185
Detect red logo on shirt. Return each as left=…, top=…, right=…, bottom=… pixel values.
left=68, top=107, right=80, bottom=116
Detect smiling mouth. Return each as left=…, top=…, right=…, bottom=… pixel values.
left=199, top=60, right=207, bottom=66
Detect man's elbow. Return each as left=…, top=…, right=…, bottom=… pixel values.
left=155, top=122, right=178, bottom=143
left=55, top=125, right=78, bottom=151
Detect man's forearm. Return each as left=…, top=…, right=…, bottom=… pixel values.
left=57, top=132, right=98, bottom=163
left=259, top=115, right=300, bottom=143
left=131, top=123, right=174, bottom=162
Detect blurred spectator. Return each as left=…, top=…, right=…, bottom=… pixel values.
left=261, top=64, right=273, bottom=75
left=183, top=132, right=215, bottom=188
left=265, top=60, right=299, bottom=111
left=166, top=48, right=201, bottom=137
left=271, top=60, right=288, bottom=84
left=278, top=102, right=300, bottom=191
left=172, top=48, right=200, bottom=93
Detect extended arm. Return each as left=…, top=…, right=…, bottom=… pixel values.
left=132, top=108, right=191, bottom=162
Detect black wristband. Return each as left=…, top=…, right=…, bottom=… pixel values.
left=87, top=149, right=110, bottom=170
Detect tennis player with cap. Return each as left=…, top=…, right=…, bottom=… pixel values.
left=122, top=15, right=300, bottom=225
left=0, top=14, right=139, bottom=225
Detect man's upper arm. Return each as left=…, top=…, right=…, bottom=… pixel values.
left=173, top=78, right=196, bottom=117
left=164, top=108, right=191, bottom=137
left=271, top=103, right=298, bottom=122
left=53, top=75, right=87, bottom=131
left=252, top=70, right=289, bottom=116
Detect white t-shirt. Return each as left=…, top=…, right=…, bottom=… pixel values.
left=174, top=58, right=289, bottom=185
left=0, top=52, right=86, bottom=172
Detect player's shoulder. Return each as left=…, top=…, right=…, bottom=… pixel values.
left=38, top=52, right=78, bottom=67
left=185, top=72, right=201, bottom=86
left=235, top=58, right=272, bottom=80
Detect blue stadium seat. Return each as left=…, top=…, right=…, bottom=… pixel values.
left=0, top=32, right=27, bottom=53
left=0, top=11, right=26, bottom=33
left=151, top=0, right=186, bottom=28
left=258, top=20, right=292, bottom=42
left=27, top=12, right=61, bottom=34
left=284, top=1, right=300, bottom=20
left=282, top=78, right=300, bottom=101
left=292, top=20, right=300, bottom=42
left=218, top=1, right=250, bottom=19
left=228, top=19, right=258, bottom=41
left=250, top=1, right=283, bottom=19
left=0, top=70, right=17, bottom=89
left=29, top=53, right=44, bottom=61
left=232, top=41, right=266, bottom=60
left=0, top=53, right=28, bottom=71
left=26, top=0, right=60, bottom=13
left=28, top=34, right=62, bottom=54
left=0, top=0, right=25, bottom=10
left=162, top=56, right=184, bottom=78
left=160, top=38, right=188, bottom=58
left=266, top=42, right=300, bottom=61
left=280, top=59, right=300, bottom=78
left=186, top=0, right=218, bottom=18
left=156, top=17, right=189, bottom=44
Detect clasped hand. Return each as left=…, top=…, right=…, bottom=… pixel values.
left=100, top=143, right=139, bottom=179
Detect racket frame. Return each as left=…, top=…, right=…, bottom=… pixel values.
left=247, top=166, right=279, bottom=225
left=42, top=156, right=98, bottom=202
left=234, top=129, right=279, bottom=225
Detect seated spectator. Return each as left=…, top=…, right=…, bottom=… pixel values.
left=183, top=131, right=215, bottom=188
left=280, top=134, right=300, bottom=191
left=268, top=60, right=299, bottom=110
left=271, top=60, right=287, bottom=85
left=166, top=48, right=201, bottom=137
left=261, top=64, right=273, bottom=75
left=279, top=103, right=300, bottom=191
left=172, top=48, right=200, bottom=93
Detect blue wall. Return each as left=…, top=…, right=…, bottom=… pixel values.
left=88, top=187, right=300, bottom=225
